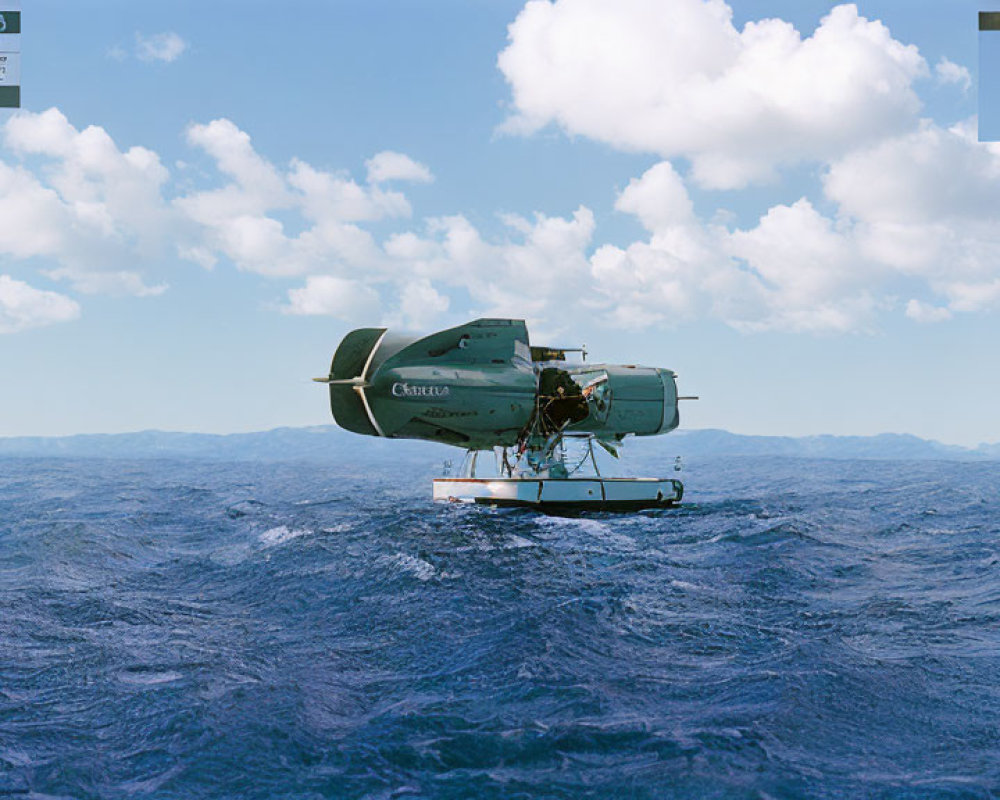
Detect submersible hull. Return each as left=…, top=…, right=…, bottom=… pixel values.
left=319, top=318, right=691, bottom=511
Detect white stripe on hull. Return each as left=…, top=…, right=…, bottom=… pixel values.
left=357, top=329, right=389, bottom=437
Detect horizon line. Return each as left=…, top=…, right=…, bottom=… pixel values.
left=0, top=425, right=993, bottom=451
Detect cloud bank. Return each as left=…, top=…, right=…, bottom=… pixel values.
left=0, top=1, right=993, bottom=337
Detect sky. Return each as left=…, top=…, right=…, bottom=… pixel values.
left=1, top=0, right=999, bottom=446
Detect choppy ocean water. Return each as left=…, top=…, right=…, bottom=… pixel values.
left=1, top=455, right=999, bottom=799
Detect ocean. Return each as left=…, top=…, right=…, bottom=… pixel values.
left=1, top=455, right=998, bottom=799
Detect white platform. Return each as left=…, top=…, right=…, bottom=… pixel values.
left=432, top=476, right=683, bottom=511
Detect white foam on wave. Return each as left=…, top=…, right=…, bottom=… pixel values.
left=535, top=516, right=612, bottom=536
left=388, top=553, right=436, bottom=581
left=258, top=525, right=312, bottom=546
left=533, top=515, right=640, bottom=551
left=118, top=670, right=183, bottom=686
left=320, top=523, right=353, bottom=534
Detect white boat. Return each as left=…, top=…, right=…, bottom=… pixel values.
left=433, top=475, right=683, bottom=511
left=432, top=438, right=683, bottom=512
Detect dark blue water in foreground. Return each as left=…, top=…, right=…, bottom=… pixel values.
left=1, top=456, right=999, bottom=799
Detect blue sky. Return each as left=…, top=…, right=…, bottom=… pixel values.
left=1, top=0, right=998, bottom=446
left=983, top=15, right=1000, bottom=139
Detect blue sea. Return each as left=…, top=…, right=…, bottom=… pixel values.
left=1, top=456, right=999, bottom=799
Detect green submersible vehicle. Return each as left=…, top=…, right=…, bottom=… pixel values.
left=316, top=318, right=695, bottom=511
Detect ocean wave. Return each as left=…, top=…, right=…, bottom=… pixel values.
left=2, top=456, right=999, bottom=797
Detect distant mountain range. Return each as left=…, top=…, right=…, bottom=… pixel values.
left=0, top=425, right=996, bottom=462
left=667, top=429, right=993, bottom=460
left=0, top=426, right=432, bottom=463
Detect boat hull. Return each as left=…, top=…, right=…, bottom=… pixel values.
left=432, top=477, right=683, bottom=511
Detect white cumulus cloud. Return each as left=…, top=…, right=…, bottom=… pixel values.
left=935, top=57, right=971, bottom=92
left=725, top=199, right=879, bottom=332
left=0, top=108, right=449, bottom=329
left=284, top=275, right=381, bottom=321
left=365, top=151, right=434, bottom=184
left=135, top=32, right=187, bottom=64
left=586, top=162, right=882, bottom=333
left=905, top=299, right=952, bottom=323
left=0, top=275, right=81, bottom=334
left=589, top=121, right=1000, bottom=332
left=397, top=279, right=450, bottom=329
left=1, top=108, right=175, bottom=297
left=822, top=119, right=1000, bottom=314
left=499, top=0, right=927, bottom=188
left=177, top=120, right=425, bottom=278
left=386, top=207, right=596, bottom=326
